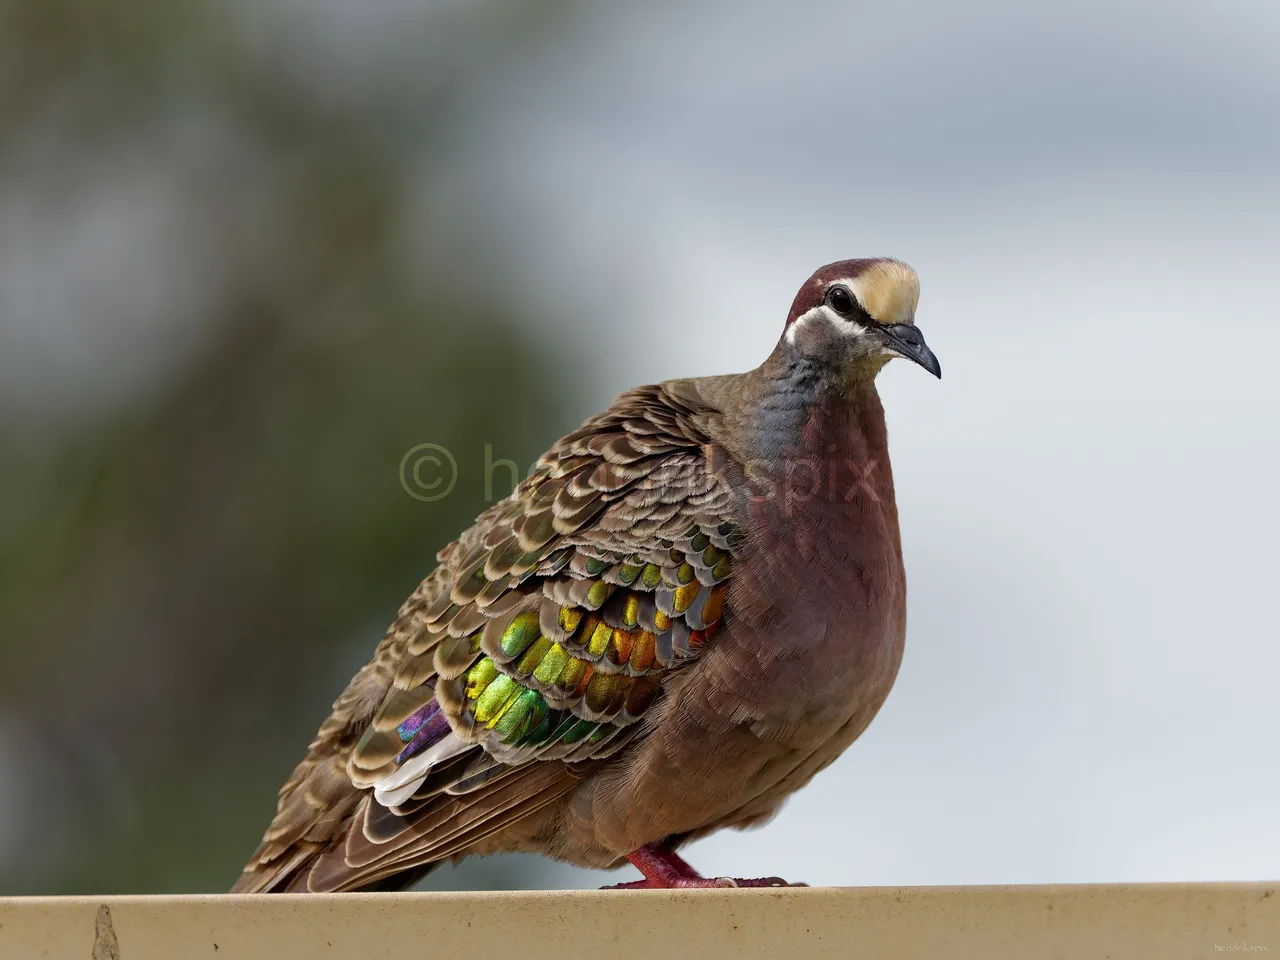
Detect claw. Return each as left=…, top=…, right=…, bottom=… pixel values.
left=602, top=844, right=806, bottom=890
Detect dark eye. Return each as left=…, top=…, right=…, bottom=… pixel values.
left=827, top=285, right=855, bottom=316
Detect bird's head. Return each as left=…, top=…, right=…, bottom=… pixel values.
left=783, top=258, right=940, bottom=381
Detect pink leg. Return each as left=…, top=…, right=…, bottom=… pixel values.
left=602, top=844, right=802, bottom=889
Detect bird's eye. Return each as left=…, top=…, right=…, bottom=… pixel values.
left=827, top=285, right=855, bottom=316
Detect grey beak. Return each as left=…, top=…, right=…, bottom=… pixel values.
left=882, top=324, right=941, bottom=379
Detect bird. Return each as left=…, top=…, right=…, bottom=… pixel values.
left=231, top=257, right=940, bottom=893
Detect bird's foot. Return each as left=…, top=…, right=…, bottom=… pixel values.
left=603, top=875, right=799, bottom=889
left=602, top=843, right=806, bottom=890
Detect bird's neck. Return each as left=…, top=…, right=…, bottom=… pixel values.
left=726, top=357, right=895, bottom=509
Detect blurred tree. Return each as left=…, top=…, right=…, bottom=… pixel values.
left=0, top=0, right=580, bottom=893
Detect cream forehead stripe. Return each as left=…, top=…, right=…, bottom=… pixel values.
left=847, top=260, right=919, bottom=325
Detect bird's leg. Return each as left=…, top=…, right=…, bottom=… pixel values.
left=602, top=844, right=801, bottom=889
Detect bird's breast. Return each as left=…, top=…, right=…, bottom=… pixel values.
left=693, top=463, right=907, bottom=747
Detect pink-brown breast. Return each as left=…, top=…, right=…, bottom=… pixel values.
left=516, top=389, right=909, bottom=867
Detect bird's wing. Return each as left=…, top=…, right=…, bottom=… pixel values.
left=234, top=382, right=742, bottom=892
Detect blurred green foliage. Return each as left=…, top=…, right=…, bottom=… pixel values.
left=0, top=0, right=577, bottom=893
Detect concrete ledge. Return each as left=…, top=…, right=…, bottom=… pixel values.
left=1, top=883, right=1276, bottom=959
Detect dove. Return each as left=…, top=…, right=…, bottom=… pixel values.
left=232, top=257, right=939, bottom=892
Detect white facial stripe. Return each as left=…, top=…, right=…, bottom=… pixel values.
left=786, top=305, right=868, bottom=344
left=785, top=307, right=819, bottom=344
left=826, top=305, right=868, bottom=338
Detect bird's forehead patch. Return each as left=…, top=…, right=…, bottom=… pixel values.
left=847, top=260, right=919, bottom=325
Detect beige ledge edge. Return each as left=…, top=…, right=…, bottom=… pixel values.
left=1, top=883, right=1276, bottom=960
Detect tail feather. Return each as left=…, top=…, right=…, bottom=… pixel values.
left=231, top=842, right=440, bottom=893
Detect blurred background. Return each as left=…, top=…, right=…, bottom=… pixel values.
left=1, top=0, right=1277, bottom=895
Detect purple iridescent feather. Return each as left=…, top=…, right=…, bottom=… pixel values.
left=394, top=699, right=451, bottom=764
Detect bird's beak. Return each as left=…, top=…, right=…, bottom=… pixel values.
left=880, top=323, right=941, bottom=378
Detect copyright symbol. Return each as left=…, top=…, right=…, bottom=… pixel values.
left=400, top=443, right=458, bottom=502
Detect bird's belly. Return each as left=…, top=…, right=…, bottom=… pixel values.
left=555, top=603, right=904, bottom=865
